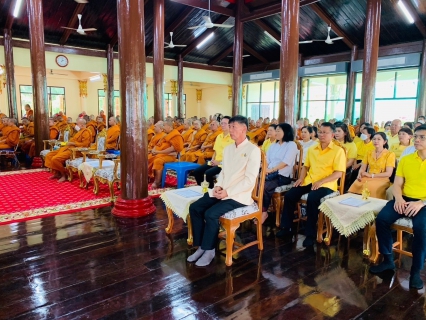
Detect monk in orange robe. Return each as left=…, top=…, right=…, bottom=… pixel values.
left=148, top=120, right=184, bottom=188
left=262, top=117, right=270, bottom=130
left=181, top=119, right=194, bottom=147
left=28, top=118, right=59, bottom=158
left=249, top=119, right=256, bottom=131
left=200, top=117, right=210, bottom=132
left=180, top=120, right=207, bottom=160
left=0, top=111, right=6, bottom=119
left=148, top=117, right=155, bottom=130
left=106, top=117, right=120, bottom=150
left=0, top=117, right=9, bottom=136
left=175, top=118, right=185, bottom=133
left=56, top=115, right=68, bottom=132
left=24, top=104, right=33, bottom=119
left=148, top=121, right=166, bottom=152
left=0, top=118, right=20, bottom=150
left=45, top=118, right=92, bottom=182
left=100, top=110, right=107, bottom=123
left=87, top=116, right=98, bottom=142
left=247, top=119, right=267, bottom=145
left=57, top=111, right=67, bottom=122
left=97, top=116, right=106, bottom=132
left=183, top=121, right=221, bottom=165
left=20, top=118, right=35, bottom=155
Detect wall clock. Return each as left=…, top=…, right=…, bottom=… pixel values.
left=55, top=55, right=69, bottom=67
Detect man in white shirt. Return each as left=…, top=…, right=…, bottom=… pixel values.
left=187, top=115, right=261, bottom=266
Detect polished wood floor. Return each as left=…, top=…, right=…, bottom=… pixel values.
left=0, top=197, right=425, bottom=320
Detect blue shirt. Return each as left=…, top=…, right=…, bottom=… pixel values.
left=266, top=141, right=298, bottom=178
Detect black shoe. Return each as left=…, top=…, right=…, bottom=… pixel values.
left=302, top=236, right=314, bottom=247
left=276, top=228, right=292, bottom=239
left=369, top=261, right=395, bottom=274
left=409, top=273, right=424, bottom=290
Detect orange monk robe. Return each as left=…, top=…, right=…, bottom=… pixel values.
left=249, top=124, right=256, bottom=131
left=97, top=122, right=106, bottom=132
left=201, top=123, right=210, bottom=132
left=20, top=122, right=35, bottom=154
left=26, top=110, right=34, bottom=118
left=29, top=125, right=59, bottom=157
left=183, top=129, right=221, bottom=165
left=374, top=125, right=379, bottom=132
left=147, top=128, right=155, bottom=143
left=348, top=125, right=355, bottom=138
left=262, top=123, right=270, bottom=130
left=106, top=124, right=120, bottom=150
left=175, top=125, right=185, bottom=133
left=149, top=124, right=155, bottom=131
left=247, top=127, right=266, bottom=145
left=180, top=129, right=207, bottom=158
left=100, top=114, right=106, bottom=123
left=87, top=121, right=98, bottom=142
left=44, top=128, right=92, bottom=174
left=0, top=113, right=6, bottom=119
left=0, top=127, right=20, bottom=149
left=56, top=120, right=68, bottom=132
left=61, top=115, right=67, bottom=122
left=148, top=129, right=183, bottom=177
left=181, top=128, right=194, bottom=146
left=148, top=132, right=166, bottom=151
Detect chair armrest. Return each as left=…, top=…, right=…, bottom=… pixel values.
left=113, top=158, right=120, bottom=180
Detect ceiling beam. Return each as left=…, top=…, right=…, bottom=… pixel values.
left=240, top=0, right=320, bottom=22
left=208, top=45, right=233, bottom=65
left=243, top=41, right=269, bottom=64
left=254, top=19, right=280, bottom=42
left=180, top=15, right=229, bottom=58
left=146, top=6, right=195, bottom=56
left=168, top=0, right=234, bottom=17
left=5, top=0, right=16, bottom=30
left=400, top=0, right=426, bottom=38
left=310, top=3, right=355, bottom=49
left=60, top=3, right=86, bottom=46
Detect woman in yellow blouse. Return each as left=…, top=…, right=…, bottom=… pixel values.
left=334, top=122, right=357, bottom=191
left=349, top=132, right=396, bottom=199
left=261, top=124, right=277, bottom=153
left=350, top=126, right=375, bottom=186
left=389, top=127, right=413, bottom=160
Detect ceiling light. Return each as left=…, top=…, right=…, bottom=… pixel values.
left=398, top=0, right=415, bottom=24
left=196, top=33, right=214, bottom=49
left=264, top=31, right=281, bottom=46
left=13, top=0, right=23, bottom=18
left=89, top=75, right=101, bottom=81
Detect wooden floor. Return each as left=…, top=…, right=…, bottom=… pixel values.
left=0, top=197, right=425, bottom=320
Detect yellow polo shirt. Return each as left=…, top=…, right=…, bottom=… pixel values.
left=389, top=142, right=412, bottom=160
left=213, top=132, right=234, bottom=161
left=355, top=140, right=375, bottom=161
left=344, top=141, right=357, bottom=160
left=396, top=151, right=426, bottom=199
left=386, top=132, right=400, bottom=147
left=303, top=142, right=346, bottom=191
left=261, top=138, right=274, bottom=153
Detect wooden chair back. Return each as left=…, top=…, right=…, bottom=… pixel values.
left=293, top=140, right=304, bottom=180
left=251, top=150, right=267, bottom=209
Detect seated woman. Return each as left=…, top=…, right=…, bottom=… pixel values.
left=351, top=126, right=375, bottom=186
left=348, top=132, right=395, bottom=199
left=310, top=126, right=318, bottom=142
left=298, top=126, right=318, bottom=164
left=261, top=124, right=277, bottom=153
left=389, top=127, right=413, bottom=160
left=260, top=123, right=298, bottom=224
left=334, top=122, right=357, bottom=191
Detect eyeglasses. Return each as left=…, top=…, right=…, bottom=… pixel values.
left=414, top=134, right=426, bottom=141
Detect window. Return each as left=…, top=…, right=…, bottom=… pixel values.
left=300, top=74, right=347, bottom=122
left=164, top=93, right=186, bottom=117
left=245, top=81, right=279, bottom=119
left=98, top=90, right=120, bottom=117
left=19, top=85, right=66, bottom=117
left=353, top=68, right=419, bottom=124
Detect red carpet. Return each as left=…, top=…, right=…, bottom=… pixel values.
left=0, top=169, right=196, bottom=224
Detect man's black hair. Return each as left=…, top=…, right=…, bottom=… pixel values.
left=320, top=122, right=336, bottom=132
left=229, top=115, right=248, bottom=129
left=414, top=125, right=426, bottom=132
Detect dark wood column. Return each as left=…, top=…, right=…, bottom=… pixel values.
left=345, top=45, right=358, bottom=122
left=107, top=44, right=114, bottom=121
left=113, top=0, right=155, bottom=218
left=232, top=0, right=244, bottom=116
left=296, top=53, right=303, bottom=120
left=26, top=0, right=49, bottom=156
left=153, top=0, right=165, bottom=122
left=417, top=40, right=426, bottom=119
left=360, top=0, right=381, bottom=125
left=177, top=55, right=184, bottom=118
left=278, top=0, right=299, bottom=125
left=3, top=29, right=17, bottom=120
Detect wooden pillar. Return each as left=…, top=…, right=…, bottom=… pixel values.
left=417, top=40, right=426, bottom=118
left=278, top=0, right=299, bottom=125
left=112, top=0, right=155, bottom=218
left=153, top=0, right=165, bottom=122
left=4, top=29, right=18, bottom=120
left=232, top=0, right=244, bottom=116
left=27, top=0, right=49, bottom=155
left=177, top=55, right=184, bottom=118
left=345, top=45, right=358, bottom=122
left=107, top=44, right=114, bottom=121
left=296, top=53, right=303, bottom=120
left=360, top=0, right=381, bottom=125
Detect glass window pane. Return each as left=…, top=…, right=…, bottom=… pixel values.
left=396, top=69, right=418, bottom=98
left=274, top=102, right=280, bottom=119
left=247, top=103, right=260, bottom=119
left=274, top=81, right=279, bottom=102
left=327, top=75, right=347, bottom=100
left=98, top=90, right=105, bottom=97
left=374, top=99, right=416, bottom=124
left=326, top=100, right=345, bottom=121
left=300, top=100, right=308, bottom=119
left=261, top=81, right=275, bottom=102
left=259, top=103, right=273, bottom=119
left=301, top=79, right=309, bottom=101
left=247, top=83, right=260, bottom=102
left=353, top=102, right=361, bottom=123
left=50, top=87, right=65, bottom=95
left=308, top=77, right=327, bottom=101
left=114, top=90, right=120, bottom=98
left=20, top=85, right=32, bottom=94
left=307, top=101, right=326, bottom=121
left=375, top=70, right=396, bottom=98
left=20, top=93, right=33, bottom=117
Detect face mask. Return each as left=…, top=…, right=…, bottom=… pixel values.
left=360, top=133, right=368, bottom=141
left=74, top=125, right=80, bottom=132
left=418, top=119, right=425, bottom=124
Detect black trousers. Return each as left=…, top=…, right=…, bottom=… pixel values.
left=193, top=164, right=222, bottom=189
left=281, top=184, right=334, bottom=238
left=189, top=193, right=245, bottom=250
left=376, top=197, right=426, bottom=274
left=263, top=175, right=292, bottom=212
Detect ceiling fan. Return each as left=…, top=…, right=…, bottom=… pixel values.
left=165, top=32, right=187, bottom=49
left=299, top=26, right=344, bottom=44
left=227, top=54, right=250, bottom=58
left=188, top=0, right=233, bottom=30
left=74, top=0, right=88, bottom=3
left=61, top=14, right=96, bottom=35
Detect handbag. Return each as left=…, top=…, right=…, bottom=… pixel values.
left=265, top=170, right=279, bottom=181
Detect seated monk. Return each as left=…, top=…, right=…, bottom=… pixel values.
left=180, top=120, right=207, bottom=160
left=148, top=120, right=184, bottom=188
left=58, top=111, right=67, bottom=122
left=106, top=117, right=120, bottom=151
left=44, top=118, right=92, bottom=183
left=148, top=121, right=166, bottom=152
left=147, top=117, right=155, bottom=142
left=56, top=115, right=69, bottom=132
left=183, top=120, right=221, bottom=165
left=148, top=117, right=154, bottom=130
left=86, top=115, right=98, bottom=142
left=181, top=119, right=194, bottom=147
left=262, top=117, right=270, bottom=130
left=20, top=118, right=35, bottom=155
left=28, top=118, right=59, bottom=158
left=200, top=117, right=210, bottom=132
left=0, top=118, right=20, bottom=150
left=0, top=110, right=6, bottom=119
left=0, top=117, right=9, bottom=137
left=100, top=110, right=107, bottom=123
left=24, top=104, right=33, bottom=119
left=247, top=119, right=267, bottom=145
left=97, top=116, right=106, bottom=132
left=249, top=119, right=256, bottom=131
left=175, top=118, right=185, bottom=133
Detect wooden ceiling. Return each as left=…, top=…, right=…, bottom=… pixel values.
left=0, top=0, right=425, bottom=71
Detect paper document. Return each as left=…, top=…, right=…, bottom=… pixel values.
left=174, top=189, right=203, bottom=198
left=339, top=197, right=371, bottom=207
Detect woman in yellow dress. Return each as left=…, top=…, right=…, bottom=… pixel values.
left=389, top=127, right=413, bottom=160
left=334, top=122, right=357, bottom=191
left=349, top=132, right=396, bottom=199
left=351, top=126, right=376, bottom=185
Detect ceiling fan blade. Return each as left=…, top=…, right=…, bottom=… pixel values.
left=61, top=27, right=77, bottom=30
left=299, top=40, right=313, bottom=44
left=82, top=28, right=97, bottom=32
left=202, top=16, right=212, bottom=24
left=188, top=25, right=203, bottom=30
left=164, top=42, right=170, bottom=45
left=173, top=45, right=187, bottom=47
left=330, top=36, right=344, bottom=41
left=212, top=24, right=233, bottom=28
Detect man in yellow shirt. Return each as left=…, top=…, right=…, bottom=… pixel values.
left=386, top=119, right=401, bottom=147
left=192, top=116, right=234, bottom=188
left=370, top=125, right=426, bottom=290
left=276, top=122, right=346, bottom=247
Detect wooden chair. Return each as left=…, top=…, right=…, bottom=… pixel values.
left=40, top=125, right=72, bottom=161
left=93, top=158, right=121, bottom=202
left=272, top=140, right=304, bottom=228
left=218, top=151, right=267, bottom=267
